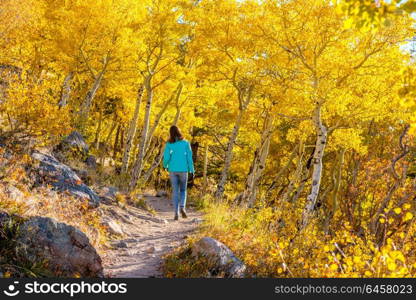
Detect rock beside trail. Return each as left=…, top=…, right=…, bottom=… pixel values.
left=156, top=190, right=168, bottom=197
left=29, top=151, right=100, bottom=207
left=73, top=168, right=92, bottom=185
left=146, top=246, right=157, bottom=254
left=14, top=215, right=103, bottom=277
left=4, top=185, right=24, bottom=202
left=1, top=185, right=38, bottom=213
left=0, top=210, right=15, bottom=228
left=191, top=237, right=246, bottom=278
left=112, top=241, right=128, bottom=249
left=101, top=217, right=124, bottom=235
left=102, top=187, right=119, bottom=201
left=85, top=155, right=97, bottom=168
left=53, top=131, right=89, bottom=163
left=98, top=186, right=123, bottom=205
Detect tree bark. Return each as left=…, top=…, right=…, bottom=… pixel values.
left=203, top=145, right=209, bottom=191
left=172, top=83, right=185, bottom=126
left=236, top=112, right=273, bottom=206
left=113, top=124, right=121, bottom=161
left=143, top=136, right=158, bottom=164
left=121, top=85, right=144, bottom=174
left=214, top=108, right=244, bottom=199
left=266, top=145, right=298, bottom=195
left=94, top=106, right=103, bottom=150
left=302, top=102, right=327, bottom=227
left=282, top=141, right=305, bottom=203
left=79, top=62, right=107, bottom=128
left=144, top=83, right=182, bottom=154
left=291, top=147, right=315, bottom=204
left=105, top=114, right=118, bottom=145
left=58, top=72, right=73, bottom=108
left=142, top=141, right=164, bottom=184
left=215, top=85, right=253, bottom=199
left=129, top=74, right=153, bottom=191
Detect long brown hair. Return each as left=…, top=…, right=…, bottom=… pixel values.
left=168, top=125, right=184, bottom=143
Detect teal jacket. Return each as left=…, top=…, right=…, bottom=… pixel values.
left=163, top=139, right=195, bottom=173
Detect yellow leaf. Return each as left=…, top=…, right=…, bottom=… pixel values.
left=387, top=262, right=397, bottom=271
left=343, top=18, right=354, bottom=29
left=403, top=212, right=413, bottom=222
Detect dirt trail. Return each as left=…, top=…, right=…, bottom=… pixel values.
left=101, top=194, right=202, bottom=278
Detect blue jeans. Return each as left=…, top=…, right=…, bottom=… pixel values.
left=169, top=172, right=188, bottom=215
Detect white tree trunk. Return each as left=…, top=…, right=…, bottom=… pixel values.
left=235, top=112, right=273, bottom=206
left=80, top=69, right=106, bottom=128
left=215, top=83, right=253, bottom=199
left=144, top=83, right=183, bottom=153
left=302, top=103, right=327, bottom=227
left=142, top=142, right=165, bottom=184
left=215, top=109, right=244, bottom=199
left=121, top=85, right=144, bottom=174
left=129, top=75, right=153, bottom=191
left=141, top=83, right=183, bottom=185
left=282, top=141, right=305, bottom=203
left=203, top=145, right=209, bottom=191
left=58, top=72, right=73, bottom=108
left=247, top=114, right=273, bottom=207
left=172, top=82, right=184, bottom=126
left=215, top=86, right=253, bottom=199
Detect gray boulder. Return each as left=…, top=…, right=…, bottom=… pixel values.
left=114, top=241, right=128, bottom=248
left=2, top=185, right=38, bottom=213
left=4, top=185, right=24, bottom=202
left=30, top=151, right=100, bottom=207
left=53, top=131, right=89, bottom=163
left=191, top=237, right=246, bottom=278
left=0, top=210, right=15, bottom=229
left=99, top=186, right=119, bottom=204
left=16, top=216, right=103, bottom=277
left=102, top=186, right=118, bottom=199
left=101, top=217, right=124, bottom=235
left=156, top=190, right=168, bottom=197
left=72, top=168, right=92, bottom=185
left=85, top=155, right=97, bottom=169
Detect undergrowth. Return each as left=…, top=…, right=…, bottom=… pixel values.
left=0, top=149, right=108, bottom=277
left=0, top=212, right=54, bottom=277
left=163, top=192, right=416, bottom=278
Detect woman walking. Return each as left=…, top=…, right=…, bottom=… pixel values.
left=163, top=125, right=195, bottom=220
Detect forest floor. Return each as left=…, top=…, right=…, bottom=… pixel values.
left=101, top=194, right=202, bottom=278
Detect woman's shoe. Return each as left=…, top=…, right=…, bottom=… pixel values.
left=180, top=208, right=187, bottom=218
left=174, top=214, right=179, bottom=221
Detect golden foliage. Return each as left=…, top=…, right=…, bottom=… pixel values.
left=1, top=0, right=416, bottom=278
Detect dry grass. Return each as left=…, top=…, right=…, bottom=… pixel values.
left=131, top=195, right=156, bottom=215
